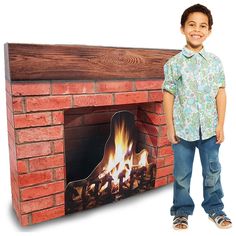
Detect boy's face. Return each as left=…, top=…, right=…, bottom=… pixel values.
left=181, top=12, right=211, bottom=52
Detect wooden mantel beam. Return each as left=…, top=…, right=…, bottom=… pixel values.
left=5, top=43, right=179, bottom=81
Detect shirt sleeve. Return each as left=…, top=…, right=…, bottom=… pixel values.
left=162, top=60, right=178, bottom=96
left=216, top=58, right=225, bottom=88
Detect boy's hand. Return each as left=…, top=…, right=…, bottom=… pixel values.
left=216, top=125, right=224, bottom=144
left=167, top=126, right=179, bottom=144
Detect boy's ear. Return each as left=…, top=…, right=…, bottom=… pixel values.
left=180, top=26, right=184, bottom=34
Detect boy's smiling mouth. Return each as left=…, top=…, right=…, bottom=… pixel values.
left=190, top=34, right=202, bottom=39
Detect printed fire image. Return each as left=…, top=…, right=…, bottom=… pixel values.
left=65, top=111, right=156, bottom=214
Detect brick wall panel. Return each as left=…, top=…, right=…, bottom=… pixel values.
left=115, top=91, right=148, bottom=105
left=16, top=141, right=52, bottom=159
left=14, top=112, right=52, bottom=128
left=29, top=154, right=64, bottom=172
left=52, top=81, right=94, bottom=94
left=18, top=170, right=53, bottom=187
left=20, top=196, right=54, bottom=214
left=135, top=80, right=163, bottom=90
left=73, top=94, right=113, bottom=107
left=12, top=82, right=50, bottom=96
left=96, top=80, right=133, bottom=93
left=20, top=181, right=65, bottom=201
left=149, top=91, right=163, bottom=102
left=12, top=97, right=24, bottom=113
left=17, top=126, right=63, bottom=144
left=26, top=96, right=72, bottom=112
left=52, top=140, right=64, bottom=153
left=31, top=205, right=65, bottom=224
left=52, top=111, right=64, bottom=125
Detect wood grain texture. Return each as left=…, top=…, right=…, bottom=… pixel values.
left=5, top=43, right=180, bottom=81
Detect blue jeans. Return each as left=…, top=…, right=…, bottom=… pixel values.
left=171, top=135, right=225, bottom=216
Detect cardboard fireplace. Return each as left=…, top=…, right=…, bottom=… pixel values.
left=5, top=43, right=178, bottom=225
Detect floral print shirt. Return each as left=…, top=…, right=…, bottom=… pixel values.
left=163, top=47, right=225, bottom=141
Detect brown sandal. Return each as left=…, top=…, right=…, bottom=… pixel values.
left=173, top=216, right=188, bottom=230
left=209, top=213, right=232, bottom=229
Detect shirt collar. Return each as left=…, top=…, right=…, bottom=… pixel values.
left=182, top=46, right=208, bottom=60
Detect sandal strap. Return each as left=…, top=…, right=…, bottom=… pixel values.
left=173, top=216, right=188, bottom=226
left=210, top=213, right=232, bottom=226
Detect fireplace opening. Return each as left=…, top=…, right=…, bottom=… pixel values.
left=64, top=104, right=157, bottom=214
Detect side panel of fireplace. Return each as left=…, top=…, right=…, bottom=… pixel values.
left=5, top=43, right=179, bottom=225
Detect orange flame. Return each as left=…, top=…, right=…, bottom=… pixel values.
left=104, top=120, right=148, bottom=187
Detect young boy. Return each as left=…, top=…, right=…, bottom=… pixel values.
left=162, top=4, right=232, bottom=230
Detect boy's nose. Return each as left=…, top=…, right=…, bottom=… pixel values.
left=193, top=27, right=201, bottom=32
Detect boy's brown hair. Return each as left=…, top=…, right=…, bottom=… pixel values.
left=181, top=4, right=213, bottom=30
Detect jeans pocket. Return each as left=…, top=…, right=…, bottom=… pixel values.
left=205, top=161, right=221, bottom=187
left=209, top=161, right=221, bottom=173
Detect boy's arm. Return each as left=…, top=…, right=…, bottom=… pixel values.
left=163, top=91, right=178, bottom=144
left=216, top=87, right=226, bottom=144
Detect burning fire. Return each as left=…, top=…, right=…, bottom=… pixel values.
left=65, top=111, right=156, bottom=214
left=101, top=119, right=149, bottom=188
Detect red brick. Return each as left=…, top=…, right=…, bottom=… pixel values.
left=149, top=91, right=163, bottom=102
left=17, top=126, right=63, bottom=144
left=136, top=121, right=159, bottom=136
left=32, top=205, right=65, bottom=224
left=17, top=160, right=28, bottom=174
left=12, top=97, right=24, bottom=113
left=53, top=140, right=64, bottom=153
left=155, top=177, right=168, bottom=188
left=157, top=136, right=170, bottom=147
left=20, top=214, right=30, bottom=226
left=9, top=145, right=17, bottom=171
left=147, top=113, right=166, bottom=125
left=156, top=158, right=165, bottom=168
left=7, top=108, right=14, bottom=128
left=54, top=167, right=65, bottom=180
left=168, top=175, right=175, bottom=183
left=73, top=94, right=113, bottom=107
left=21, top=181, right=65, bottom=200
left=115, top=91, right=148, bottom=105
left=159, top=125, right=167, bottom=136
left=18, top=169, right=53, bottom=187
left=29, top=154, right=64, bottom=172
left=96, top=80, right=133, bottom=93
left=52, top=81, right=94, bottom=94
left=139, top=102, right=163, bottom=114
left=145, top=134, right=157, bottom=147
left=158, top=146, right=174, bottom=156
left=155, top=103, right=163, bottom=114
left=156, top=165, right=173, bottom=178
left=11, top=175, right=20, bottom=201
left=55, top=193, right=64, bottom=205
left=7, top=122, right=16, bottom=145
left=21, top=196, right=54, bottom=214
left=26, top=96, right=72, bottom=112
left=138, top=110, right=166, bottom=125
left=6, top=91, right=13, bottom=109
left=14, top=112, right=52, bottom=128
left=12, top=82, right=50, bottom=96
left=135, top=80, right=163, bottom=90
left=164, top=155, right=174, bottom=166
left=16, top=141, right=52, bottom=159
left=52, top=111, right=64, bottom=124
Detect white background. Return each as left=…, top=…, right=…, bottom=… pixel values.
left=0, top=0, right=235, bottom=235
